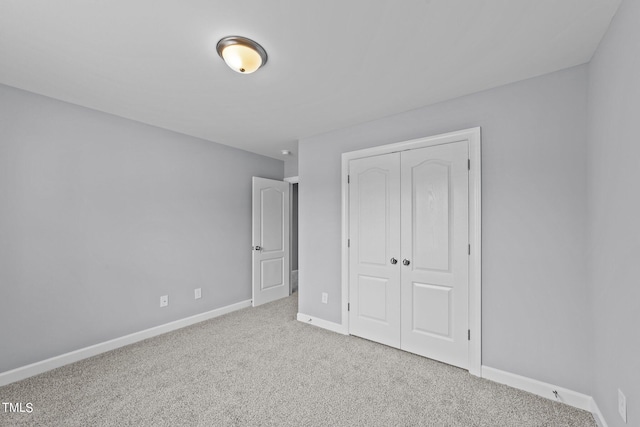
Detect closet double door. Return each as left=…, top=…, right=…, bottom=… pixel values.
left=348, top=141, right=469, bottom=369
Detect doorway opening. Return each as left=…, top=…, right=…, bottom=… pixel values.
left=291, top=182, right=298, bottom=294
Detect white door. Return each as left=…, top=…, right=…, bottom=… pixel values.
left=400, top=142, right=469, bottom=369
left=348, top=154, right=401, bottom=347
left=347, top=141, right=469, bottom=369
left=252, top=177, right=290, bottom=307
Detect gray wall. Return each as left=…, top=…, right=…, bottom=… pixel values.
left=0, top=84, right=283, bottom=373
left=588, top=0, right=640, bottom=425
left=298, top=65, right=592, bottom=394
left=284, top=154, right=298, bottom=178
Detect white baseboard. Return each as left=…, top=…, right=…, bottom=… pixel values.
left=297, top=312, right=348, bottom=335
left=0, top=299, right=252, bottom=387
left=482, top=366, right=597, bottom=412
left=590, top=398, right=609, bottom=427
left=481, top=366, right=610, bottom=425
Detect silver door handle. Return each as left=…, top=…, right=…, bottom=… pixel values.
left=390, top=258, right=398, bottom=265
left=253, top=245, right=262, bottom=251
left=402, top=259, right=410, bottom=266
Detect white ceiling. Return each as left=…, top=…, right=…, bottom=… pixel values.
left=0, top=0, right=621, bottom=159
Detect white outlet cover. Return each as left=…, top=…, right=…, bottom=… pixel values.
left=322, top=292, right=328, bottom=304
left=195, top=288, right=202, bottom=299
left=618, top=389, right=627, bottom=423
left=160, top=295, right=168, bottom=307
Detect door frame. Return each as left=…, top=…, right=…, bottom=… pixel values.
left=284, top=176, right=299, bottom=295
left=340, top=127, right=482, bottom=376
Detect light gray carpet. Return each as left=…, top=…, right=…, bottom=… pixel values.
left=1, top=294, right=595, bottom=426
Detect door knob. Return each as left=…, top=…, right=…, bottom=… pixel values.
left=402, top=259, right=410, bottom=266
left=253, top=245, right=262, bottom=251
left=390, top=258, right=398, bottom=265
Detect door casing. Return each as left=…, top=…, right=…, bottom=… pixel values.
left=341, top=127, right=482, bottom=376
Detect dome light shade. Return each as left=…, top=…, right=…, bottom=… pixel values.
left=216, top=36, right=267, bottom=74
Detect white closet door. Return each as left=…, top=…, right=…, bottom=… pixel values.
left=400, top=142, right=469, bottom=369
left=348, top=153, right=401, bottom=347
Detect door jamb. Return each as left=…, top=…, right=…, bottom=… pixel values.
left=284, top=176, right=299, bottom=294
left=340, top=127, right=482, bottom=376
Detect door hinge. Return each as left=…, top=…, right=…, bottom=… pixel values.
left=468, top=244, right=471, bottom=255
left=468, top=329, right=471, bottom=341
left=347, top=175, right=350, bottom=184
left=348, top=238, right=350, bottom=247
left=348, top=303, right=350, bottom=311
left=468, top=159, right=471, bottom=170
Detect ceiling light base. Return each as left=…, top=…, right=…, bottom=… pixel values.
left=216, top=36, right=268, bottom=74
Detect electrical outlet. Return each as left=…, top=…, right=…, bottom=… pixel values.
left=194, top=288, right=202, bottom=299
left=618, top=389, right=627, bottom=423
left=321, top=292, right=328, bottom=304
left=160, top=295, right=168, bottom=307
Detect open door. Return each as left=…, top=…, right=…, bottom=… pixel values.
left=252, top=177, right=290, bottom=306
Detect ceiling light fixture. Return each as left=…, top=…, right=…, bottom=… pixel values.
left=216, top=36, right=267, bottom=74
